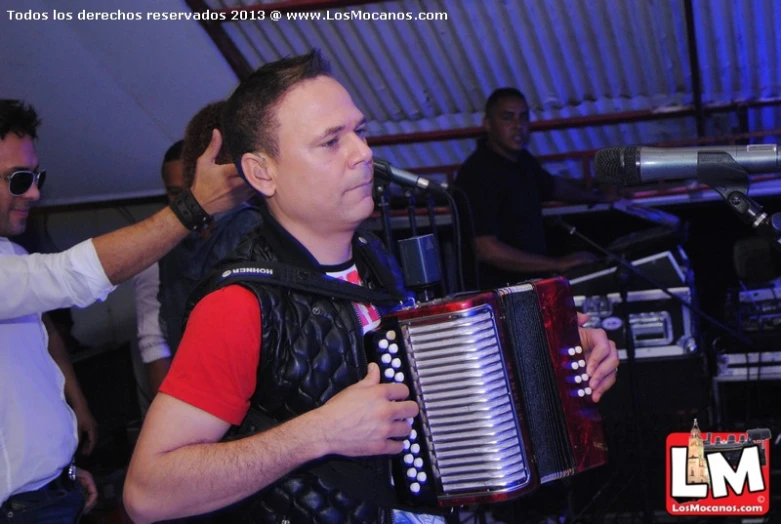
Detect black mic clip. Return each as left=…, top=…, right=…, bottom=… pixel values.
left=698, top=151, right=781, bottom=251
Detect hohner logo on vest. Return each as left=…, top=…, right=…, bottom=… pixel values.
left=221, top=267, right=274, bottom=278
left=366, top=277, right=608, bottom=507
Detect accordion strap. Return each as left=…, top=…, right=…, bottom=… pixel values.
left=193, top=260, right=407, bottom=307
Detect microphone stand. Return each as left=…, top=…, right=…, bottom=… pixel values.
left=375, top=182, right=395, bottom=255
left=555, top=218, right=752, bottom=524
left=405, top=189, right=418, bottom=237
left=556, top=220, right=751, bottom=348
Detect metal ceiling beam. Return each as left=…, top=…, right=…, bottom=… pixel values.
left=367, top=99, right=781, bottom=147
left=186, top=0, right=253, bottom=80
left=367, top=108, right=697, bottom=146
left=683, top=0, right=705, bottom=137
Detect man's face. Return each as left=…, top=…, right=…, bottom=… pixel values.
left=259, top=76, right=374, bottom=236
left=161, top=159, right=186, bottom=204
left=484, top=96, right=530, bottom=159
left=0, top=133, right=40, bottom=237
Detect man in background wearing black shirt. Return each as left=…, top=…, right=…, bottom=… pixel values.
left=455, top=87, right=603, bottom=289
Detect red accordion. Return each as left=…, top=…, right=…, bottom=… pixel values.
left=366, top=277, right=608, bottom=507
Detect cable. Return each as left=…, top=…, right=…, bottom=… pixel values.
left=448, top=185, right=481, bottom=291
left=443, top=189, right=465, bottom=292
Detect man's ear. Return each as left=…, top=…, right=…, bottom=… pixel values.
left=241, top=152, right=276, bottom=198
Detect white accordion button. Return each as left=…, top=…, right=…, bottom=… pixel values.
left=577, top=389, right=586, bottom=397
left=378, top=339, right=389, bottom=349
left=403, top=440, right=410, bottom=450
left=403, top=454, right=414, bottom=465
left=384, top=368, right=395, bottom=379
left=389, top=343, right=399, bottom=354
left=414, top=457, right=423, bottom=468
left=394, top=372, right=404, bottom=382
left=571, top=362, right=579, bottom=370
left=410, top=443, right=421, bottom=454
left=407, top=468, right=417, bottom=479
left=568, top=347, right=576, bottom=356
left=575, top=345, right=583, bottom=354
left=410, top=482, right=421, bottom=494
left=585, top=387, right=593, bottom=395
left=417, top=472, right=427, bottom=483
left=391, top=358, right=401, bottom=369
left=581, top=373, right=589, bottom=381
left=409, top=429, right=417, bottom=440
left=381, top=354, right=392, bottom=364
left=578, top=359, right=586, bottom=368
left=574, top=376, right=582, bottom=384
left=386, top=330, right=397, bottom=341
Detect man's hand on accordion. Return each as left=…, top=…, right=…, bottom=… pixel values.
left=577, top=312, right=619, bottom=403
left=315, top=363, right=420, bottom=457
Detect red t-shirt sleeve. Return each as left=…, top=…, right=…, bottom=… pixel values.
left=159, top=285, right=261, bottom=426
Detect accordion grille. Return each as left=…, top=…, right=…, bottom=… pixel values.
left=403, top=305, right=529, bottom=494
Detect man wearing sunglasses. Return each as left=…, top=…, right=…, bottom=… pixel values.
left=0, top=99, right=253, bottom=523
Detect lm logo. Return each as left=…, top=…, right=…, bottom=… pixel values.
left=665, top=420, right=771, bottom=516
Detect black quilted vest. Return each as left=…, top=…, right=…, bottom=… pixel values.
left=185, top=216, right=414, bottom=524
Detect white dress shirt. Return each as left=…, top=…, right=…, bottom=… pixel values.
left=132, top=263, right=171, bottom=364
left=0, top=237, right=114, bottom=503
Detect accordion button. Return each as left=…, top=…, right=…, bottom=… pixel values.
left=403, top=440, right=411, bottom=450
left=575, top=345, right=583, bottom=354
left=386, top=330, right=397, bottom=341
left=410, top=482, right=421, bottom=494
left=571, top=362, right=579, bottom=370
left=577, top=389, right=586, bottom=397
left=414, top=458, right=423, bottom=468
left=394, top=372, right=404, bottom=382
left=410, top=429, right=417, bottom=440
left=574, top=376, right=582, bottom=384
left=568, top=348, right=576, bottom=356
left=411, top=443, right=421, bottom=454
left=581, top=373, right=589, bottom=381
left=417, top=472, right=427, bottom=483
left=391, top=358, right=401, bottom=369
left=404, top=454, right=414, bottom=465
left=381, top=354, right=392, bottom=364
left=407, top=468, right=417, bottom=479
left=378, top=339, right=389, bottom=349
left=384, top=368, right=395, bottom=379
left=578, top=360, right=586, bottom=367
left=585, top=387, right=593, bottom=395
left=389, top=343, right=399, bottom=354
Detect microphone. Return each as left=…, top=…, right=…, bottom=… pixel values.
left=373, top=158, right=449, bottom=193
left=595, top=145, right=780, bottom=185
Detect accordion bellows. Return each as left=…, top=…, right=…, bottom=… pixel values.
left=366, top=277, right=608, bottom=507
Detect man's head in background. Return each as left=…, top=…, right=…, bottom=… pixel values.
left=182, top=101, right=232, bottom=189
left=483, top=87, right=530, bottom=161
left=0, top=100, right=43, bottom=237
left=222, top=50, right=374, bottom=241
left=160, top=140, right=184, bottom=205
left=161, top=101, right=234, bottom=206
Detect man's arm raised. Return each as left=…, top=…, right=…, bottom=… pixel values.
left=0, top=130, right=254, bottom=320
left=123, top=363, right=418, bottom=523
left=94, top=130, right=254, bottom=284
